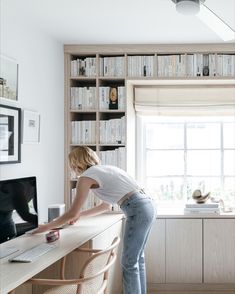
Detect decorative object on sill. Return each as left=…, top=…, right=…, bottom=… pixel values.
left=22, top=110, right=40, bottom=144
left=210, top=197, right=233, bottom=213
left=185, top=192, right=219, bottom=214
left=192, top=189, right=211, bottom=204
left=0, top=55, right=19, bottom=102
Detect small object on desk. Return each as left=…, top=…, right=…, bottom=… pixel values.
left=46, top=230, right=60, bottom=243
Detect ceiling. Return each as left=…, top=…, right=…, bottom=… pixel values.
left=2, top=0, right=235, bottom=44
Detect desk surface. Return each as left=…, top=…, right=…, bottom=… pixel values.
left=0, top=213, right=123, bottom=294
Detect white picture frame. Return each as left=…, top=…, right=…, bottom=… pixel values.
left=22, top=110, right=40, bottom=144
left=0, top=55, right=18, bottom=102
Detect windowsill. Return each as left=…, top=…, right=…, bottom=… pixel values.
left=156, top=206, right=235, bottom=218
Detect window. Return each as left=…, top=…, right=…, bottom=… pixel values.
left=137, top=115, right=235, bottom=207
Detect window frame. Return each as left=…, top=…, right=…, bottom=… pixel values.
left=136, top=114, right=235, bottom=207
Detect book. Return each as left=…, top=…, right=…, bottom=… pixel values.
left=185, top=202, right=219, bottom=208
left=184, top=207, right=220, bottom=214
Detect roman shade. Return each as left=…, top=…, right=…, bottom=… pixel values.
left=134, top=80, right=235, bottom=115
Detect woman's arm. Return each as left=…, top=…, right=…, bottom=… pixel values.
left=69, top=202, right=112, bottom=224
left=32, top=177, right=97, bottom=234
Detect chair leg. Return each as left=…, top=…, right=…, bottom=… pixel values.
left=60, top=256, right=66, bottom=279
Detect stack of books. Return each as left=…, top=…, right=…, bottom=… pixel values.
left=184, top=201, right=220, bottom=214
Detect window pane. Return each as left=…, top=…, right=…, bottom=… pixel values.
left=187, top=123, right=220, bottom=149
left=146, top=123, right=184, bottom=149
left=146, top=177, right=185, bottom=202
left=224, top=123, right=235, bottom=148
left=187, top=150, right=221, bottom=176
left=146, top=150, right=184, bottom=176
left=224, top=177, right=235, bottom=206
left=186, top=177, right=222, bottom=199
left=224, top=150, right=235, bottom=176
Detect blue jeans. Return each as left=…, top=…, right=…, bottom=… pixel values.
left=120, top=192, right=156, bottom=294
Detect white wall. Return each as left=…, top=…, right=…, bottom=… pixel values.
left=0, top=1, right=64, bottom=222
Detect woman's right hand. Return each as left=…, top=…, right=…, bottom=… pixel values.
left=31, top=223, right=51, bottom=234
left=68, top=215, right=80, bottom=225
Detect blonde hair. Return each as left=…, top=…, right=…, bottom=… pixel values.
left=69, top=146, right=100, bottom=175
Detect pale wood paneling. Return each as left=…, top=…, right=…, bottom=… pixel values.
left=64, top=44, right=235, bottom=55
left=146, top=219, right=166, bottom=284
left=91, top=221, right=123, bottom=294
left=166, top=219, right=202, bottom=283
left=204, top=219, right=235, bottom=283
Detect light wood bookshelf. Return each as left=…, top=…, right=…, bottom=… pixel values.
left=64, top=44, right=235, bottom=210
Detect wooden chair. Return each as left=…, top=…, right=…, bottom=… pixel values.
left=27, top=236, right=120, bottom=294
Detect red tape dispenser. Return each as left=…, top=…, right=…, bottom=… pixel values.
left=46, top=230, right=60, bottom=243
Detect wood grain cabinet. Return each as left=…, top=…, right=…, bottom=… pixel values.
left=90, top=220, right=123, bottom=294
left=165, top=219, right=202, bottom=283
left=146, top=219, right=203, bottom=284
left=145, top=219, right=166, bottom=283
left=204, top=219, right=235, bottom=283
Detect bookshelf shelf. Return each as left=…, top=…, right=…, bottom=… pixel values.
left=64, top=44, right=235, bottom=210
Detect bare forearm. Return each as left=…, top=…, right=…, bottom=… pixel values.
left=45, top=210, right=77, bottom=230
left=80, top=202, right=112, bottom=218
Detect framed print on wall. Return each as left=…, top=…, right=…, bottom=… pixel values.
left=0, top=55, right=18, bottom=102
left=22, top=110, right=40, bottom=144
left=0, top=104, right=21, bottom=164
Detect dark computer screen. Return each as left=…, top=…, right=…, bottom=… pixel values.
left=0, top=176, right=38, bottom=244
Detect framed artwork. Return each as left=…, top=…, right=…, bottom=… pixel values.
left=22, top=110, right=40, bottom=144
left=0, top=55, right=19, bottom=102
left=0, top=104, right=21, bottom=164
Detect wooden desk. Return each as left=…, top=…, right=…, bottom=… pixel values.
left=0, top=214, right=123, bottom=294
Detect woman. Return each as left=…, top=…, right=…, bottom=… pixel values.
left=33, top=146, right=156, bottom=294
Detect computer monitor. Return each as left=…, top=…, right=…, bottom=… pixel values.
left=0, top=176, right=38, bottom=244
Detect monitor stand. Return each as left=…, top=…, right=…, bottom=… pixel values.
left=0, top=247, right=19, bottom=259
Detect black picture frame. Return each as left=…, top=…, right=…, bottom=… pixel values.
left=0, top=104, right=21, bottom=164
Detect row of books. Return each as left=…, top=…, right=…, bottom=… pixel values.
left=71, top=117, right=126, bottom=145
left=100, top=57, right=125, bottom=77
left=71, top=189, right=102, bottom=211
left=71, top=54, right=235, bottom=78
left=71, top=121, right=96, bottom=144
left=71, top=57, right=96, bottom=77
left=217, top=54, right=235, bottom=76
left=99, top=117, right=126, bottom=144
left=71, top=187, right=121, bottom=212
left=187, top=54, right=216, bottom=77
left=158, top=54, right=235, bottom=77
left=70, top=86, right=126, bottom=110
left=99, top=86, right=125, bottom=110
left=128, top=55, right=154, bottom=77
left=157, top=55, right=186, bottom=77
left=184, top=201, right=220, bottom=214
left=99, top=147, right=126, bottom=170
left=70, top=87, right=96, bottom=110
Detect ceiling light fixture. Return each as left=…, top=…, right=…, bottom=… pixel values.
left=176, top=0, right=200, bottom=15
left=171, top=0, right=235, bottom=41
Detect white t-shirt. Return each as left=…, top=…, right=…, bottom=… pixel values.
left=80, top=165, right=140, bottom=204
